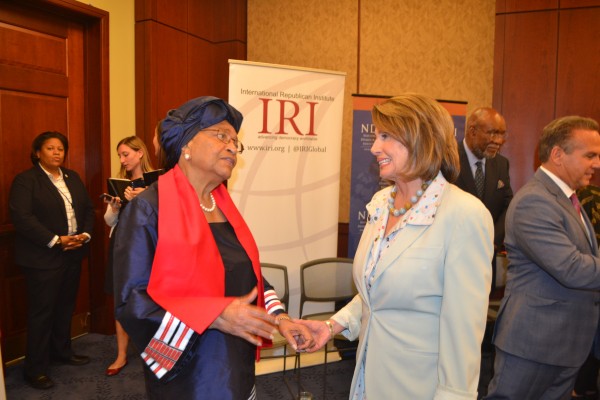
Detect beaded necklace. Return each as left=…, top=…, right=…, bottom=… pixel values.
left=200, top=192, right=216, bottom=212
left=387, top=180, right=431, bottom=217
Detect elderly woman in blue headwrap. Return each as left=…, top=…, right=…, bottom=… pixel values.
left=113, top=96, right=313, bottom=400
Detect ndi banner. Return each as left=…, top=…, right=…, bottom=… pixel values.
left=349, top=94, right=467, bottom=258
left=228, top=60, right=346, bottom=316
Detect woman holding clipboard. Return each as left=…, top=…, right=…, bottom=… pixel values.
left=102, top=136, right=155, bottom=376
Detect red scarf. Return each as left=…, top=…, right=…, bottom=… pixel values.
left=148, top=165, right=265, bottom=336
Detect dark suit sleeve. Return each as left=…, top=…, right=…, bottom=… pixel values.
left=9, top=171, right=56, bottom=246
left=494, top=157, right=513, bottom=248
left=113, top=188, right=205, bottom=382
left=113, top=189, right=166, bottom=351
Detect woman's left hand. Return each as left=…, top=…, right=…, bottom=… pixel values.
left=108, top=196, right=122, bottom=212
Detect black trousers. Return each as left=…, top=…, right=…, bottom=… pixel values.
left=573, top=352, right=599, bottom=395
left=22, top=259, right=82, bottom=376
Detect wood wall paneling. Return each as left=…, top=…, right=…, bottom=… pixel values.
left=135, top=0, right=188, bottom=30
left=135, top=21, right=155, bottom=147
left=154, top=23, right=189, bottom=113
left=495, top=4, right=600, bottom=191
left=496, top=0, right=507, bottom=13
left=499, top=0, right=559, bottom=13
left=496, top=11, right=558, bottom=191
left=226, top=41, right=247, bottom=94
left=135, top=20, right=189, bottom=150
left=233, top=0, right=247, bottom=43
left=188, top=36, right=218, bottom=97
left=212, top=41, right=246, bottom=99
left=134, top=0, right=155, bottom=21
left=560, top=0, right=600, bottom=8
left=187, top=0, right=247, bottom=43
left=135, top=0, right=247, bottom=148
left=156, top=0, right=187, bottom=31
left=555, top=8, right=600, bottom=120
left=65, top=22, right=86, bottom=175
left=492, top=15, right=505, bottom=110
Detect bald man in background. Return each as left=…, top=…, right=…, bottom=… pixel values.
left=455, top=107, right=513, bottom=291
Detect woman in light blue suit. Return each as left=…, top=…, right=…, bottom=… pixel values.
left=298, top=93, right=494, bottom=399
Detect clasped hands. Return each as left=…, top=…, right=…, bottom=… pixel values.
left=58, top=234, right=87, bottom=251
left=291, top=319, right=342, bottom=353
left=210, top=287, right=319, bottom=352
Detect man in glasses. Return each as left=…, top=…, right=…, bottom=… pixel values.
left=456, top=107, right=513, bottom=291
left=455, top=107, right=513, bottom=392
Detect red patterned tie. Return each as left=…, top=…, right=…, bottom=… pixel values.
left=570, top=193, right=581, bottom=215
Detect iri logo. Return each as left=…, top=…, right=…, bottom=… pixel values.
left=258, top=98, right=318, bottom=136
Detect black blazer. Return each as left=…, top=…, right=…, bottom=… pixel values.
left=455, top=142, right=513, bottom=247
left=9, top=164, right=95, bottom=269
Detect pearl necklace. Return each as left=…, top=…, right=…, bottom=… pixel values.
left=200, top=193, right=216, bottom=213
left=388, top=181, right=431, bottom=217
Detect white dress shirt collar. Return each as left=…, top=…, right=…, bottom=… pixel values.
left=463, top=139, right=485, bottom=175
left=539, top=165, right=575, bottom=199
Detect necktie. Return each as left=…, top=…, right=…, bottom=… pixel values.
left=570, top=193, right=581, bottom=215
left=474, top=161, right=484, bottom=199
left=571, top=192, right=592, bottom=244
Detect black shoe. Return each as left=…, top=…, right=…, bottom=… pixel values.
left=572, top=392, right=599, bottom=400
left=56, top=354, right=90, bottom=366
left=24, top=374, right=54, bottom=390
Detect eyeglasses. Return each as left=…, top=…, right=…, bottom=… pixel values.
left=202, top=129, right=244, bottom=153
left=475, top=126, right=508, bottom=140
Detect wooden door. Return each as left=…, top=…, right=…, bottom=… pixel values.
left=0, top=0, right=110, bottom=363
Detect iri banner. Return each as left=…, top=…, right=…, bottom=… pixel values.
left=349, top=95, right=467, bottom=258
left=228, top=60, right=346, bottom=316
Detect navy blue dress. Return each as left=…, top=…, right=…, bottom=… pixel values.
left=113, top=184, right=267, bottom=400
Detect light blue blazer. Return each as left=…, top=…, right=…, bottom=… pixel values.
left=334, top=181, right=493, bottom=399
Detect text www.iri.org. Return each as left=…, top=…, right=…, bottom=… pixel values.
left=246, top=145, right=286, bottom=153
left=246, top=145, right=327, bottom=153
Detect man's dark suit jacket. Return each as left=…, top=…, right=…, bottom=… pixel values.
left=455, top=142, right=513, bottom=248
left=9, top=164, right=95, bottom=269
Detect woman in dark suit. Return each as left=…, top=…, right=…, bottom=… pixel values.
left=9, top=131, right=95, bottom=390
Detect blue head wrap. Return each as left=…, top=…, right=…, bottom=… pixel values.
left=160, top=96, right=243, bottom=170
